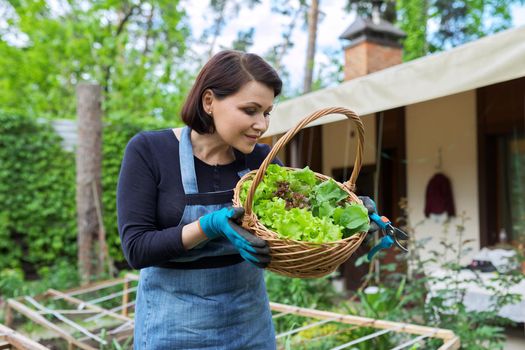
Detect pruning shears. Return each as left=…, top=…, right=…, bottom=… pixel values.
left=366, top=200, right=409, bottom=261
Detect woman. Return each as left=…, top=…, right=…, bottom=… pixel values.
left=117, top=50, right=282, bottom=349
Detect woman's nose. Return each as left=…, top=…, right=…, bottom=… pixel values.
left=252, top=113, right=268, bottom=132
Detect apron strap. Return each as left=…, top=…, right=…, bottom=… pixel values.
left=180, top=126, right=199, bottom=194
left=237, top=168, right=250, bottom=178
left=233, top=148, right=251, bottom=178
left=180, top=126, right=251, bottom=194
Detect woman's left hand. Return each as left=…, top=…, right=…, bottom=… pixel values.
left=199, top=207, right=271, bottom=268
left=359, top=196, right=381, bottom=234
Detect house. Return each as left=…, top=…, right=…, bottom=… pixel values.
left=263, top=17, right=525, bottom=288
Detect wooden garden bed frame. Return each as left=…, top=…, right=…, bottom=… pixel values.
left=0, top=324, right=49, bottom=350
left=5, top=276, right=137, bottom=350
left=5, top=273, right=459, bottom=350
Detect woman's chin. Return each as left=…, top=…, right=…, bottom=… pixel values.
left=235, top=144, right=256, bottom=154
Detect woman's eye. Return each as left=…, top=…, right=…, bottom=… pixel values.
left=243, top=108, right=271, bottom=118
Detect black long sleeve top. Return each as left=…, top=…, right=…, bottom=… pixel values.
left=117, top=129, right=281, bottom=269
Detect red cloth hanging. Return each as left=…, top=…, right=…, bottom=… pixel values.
left=424, top=173, right=456, bottom=217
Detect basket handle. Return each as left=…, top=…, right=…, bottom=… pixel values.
left=244, top=106, right=364, bottom=216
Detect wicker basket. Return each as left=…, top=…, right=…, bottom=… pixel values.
left=233, top=107, right=368, bottom=278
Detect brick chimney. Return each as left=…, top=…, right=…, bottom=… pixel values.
left=339, top=12, right=406, bottom=81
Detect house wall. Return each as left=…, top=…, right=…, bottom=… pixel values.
left=322, top=113, right=377, bottom=177
left=405, top=90, right=479, bottom=264
left=320, top=91, right=479, bottom=265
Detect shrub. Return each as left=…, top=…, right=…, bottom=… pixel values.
left=0, top=109, right=174, bottom=278
left=0, top=112, right=76, bottom=273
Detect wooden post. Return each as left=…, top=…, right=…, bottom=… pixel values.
left=76, top=83, right=102, bottom=285
left=92, top=181, right=114, bottom=277
left=4, top=304, right=13, bottom=327
left=122, top=279, right=129, bottom=317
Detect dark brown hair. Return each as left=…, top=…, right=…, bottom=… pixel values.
left=181, top=50, right=282, bottom=134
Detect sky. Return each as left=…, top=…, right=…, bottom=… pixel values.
left=183, top=0, right=525, bottom=92
left=3, top=0, right=524, bottom=92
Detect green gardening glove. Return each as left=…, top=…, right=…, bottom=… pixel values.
left=199, top=207, right=271, bottom=268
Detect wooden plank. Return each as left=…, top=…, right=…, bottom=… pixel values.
left=49, top=278, right=127, bottom=299
left=6, top=300, right=96, bottom=350
left=269, top=302, right=457, bottom=341
left=390, top=334, right=431, bottom=350
left=81, top=287, right=137, bottom=306
left=0, top=323, right=50, bottom=350
left=276, top=318, right=338, bottom=339
left=36, top=310, right=97, bottom=316
left=438, top=336, right=461, bottom=350
left=330, top=326, right=401, bottom=350
left=24, top=297, right=105, bottom=345
left=46, top=289, right=131, bottom=323
left=124, top=273, right=139, bottom=281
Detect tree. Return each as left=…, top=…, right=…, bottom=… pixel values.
left=396, top=0, right=429, bottom=60
left=346, top=0, right=397, bottom=22
left=262, top=0, right=307, bottom=99
left=201, top=0, right=262, bottom=57
left=345, top=0, right=525, bottom=61
left=76, top=84, right=103, bottom=284
left=266, top=0, right=306, bottom=73
left=230, top=27, right=255, bottom=51
left=0, top=0, right=192, bottom=121
left=0, top=0, right=192, bottom=281
left=303, top=0, right=320, bottom=94
left=427, top=0, right=522, bottom=51
left=291, top=0, right=322, bottom=168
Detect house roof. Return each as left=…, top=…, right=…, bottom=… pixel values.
left=339, top=16, right=406, bottom=45
left=52, top=119, right=77, bottom=151
left=267, top=25, right=525, bottom=137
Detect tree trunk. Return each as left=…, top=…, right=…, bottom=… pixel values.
left=207, top=0, right=228, bottom=58
left=76, top=83, right=102, bottom=285
left=274, top=5, right=303, bottom=75
left=303, top=0, right=320, bottom=94
left=290, top=0, right=320, bottom=168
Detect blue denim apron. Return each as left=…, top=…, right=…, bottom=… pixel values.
left=134, top=127, right=276, bottom=350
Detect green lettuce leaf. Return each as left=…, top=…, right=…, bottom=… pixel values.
left=333, top=204, right=370, bottom=236
left=238, top=166, right=370, bottom=243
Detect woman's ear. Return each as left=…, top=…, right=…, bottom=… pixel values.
left=202, top=89, right=214, bottom=116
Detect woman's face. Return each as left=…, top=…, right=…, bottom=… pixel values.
left=205, top=80, right=275, bottom=154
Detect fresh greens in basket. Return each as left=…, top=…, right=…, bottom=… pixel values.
left=239, top=164, right=370, bottom=243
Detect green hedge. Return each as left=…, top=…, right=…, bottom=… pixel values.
left=0, top=110, right=174, bottom=277
left=0, top=112, right=77, bottom=272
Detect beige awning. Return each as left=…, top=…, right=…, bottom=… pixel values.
left=267, top=25, right=525, bottom=136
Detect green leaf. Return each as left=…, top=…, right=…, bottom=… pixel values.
left=333, top=204, right=370, bottom=234
left=313, top=179, right=347, bottom=203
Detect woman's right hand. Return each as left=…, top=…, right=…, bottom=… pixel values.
left=199, top=207, right=271, bottom=268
